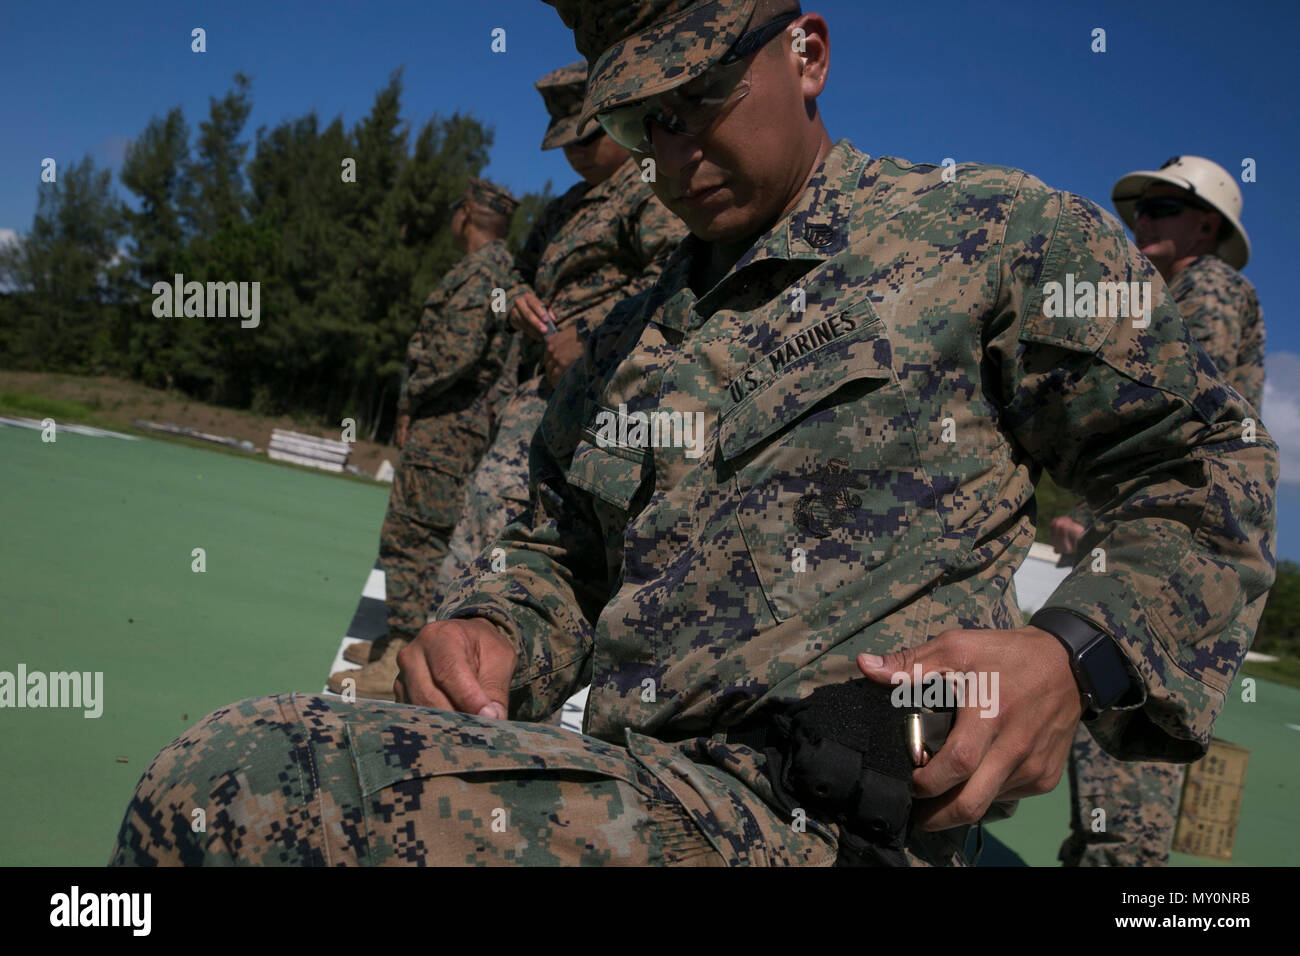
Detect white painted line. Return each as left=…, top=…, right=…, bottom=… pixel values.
left=560, top=686, right=589, bottom=734
left=1286, top=724, right=1300, bottom=734
left=362, top=568, right=386, bottom=601
left=1245, top=651, right=1279, bottom=663
left=0, top=416, right=138, bottom=440
left=67, top=424, right=140, bottom=440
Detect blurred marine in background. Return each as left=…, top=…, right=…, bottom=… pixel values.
left=1054, top=155, right=1265, bottom=866
left=328, top=177, right=519, bottom=701
left=424, top=60, right=686, bottom=619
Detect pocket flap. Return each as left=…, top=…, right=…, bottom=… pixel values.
left=719, top=326, right=894, bottom=461
left=347, top=714, right=643, bottom=796
left=565, top=437, right=648, bottom=511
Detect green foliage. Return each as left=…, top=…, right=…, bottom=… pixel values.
left=0, top=391, right=98, bottom=421
left=0, top=156, right=127, bottom=373
left=1241, top=654, right=1300, bottom=692
left=507, top=182, right=555, bottom=255
left=118, top=107, right=191, bottom=387
left=1, top=70, right=510, bottom=439
left=1254, top=560, right=1300, bottom=659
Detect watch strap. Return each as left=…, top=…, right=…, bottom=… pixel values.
left=1029, top=608, right=1132, bottom=718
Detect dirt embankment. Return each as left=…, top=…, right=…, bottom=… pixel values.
left=0, top=371, right=398, bottom=477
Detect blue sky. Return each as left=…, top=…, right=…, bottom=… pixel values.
left=3, top=0, right=1298, bottom=557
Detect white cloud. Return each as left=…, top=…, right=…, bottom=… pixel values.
left=1262, top=351, right=1300, bottom=486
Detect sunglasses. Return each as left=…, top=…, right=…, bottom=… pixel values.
left=1134, top=196, right=1209, bottom=220
left=569, top=127, right=606, bottom=148
left=597, top=11, right=800, bottom=154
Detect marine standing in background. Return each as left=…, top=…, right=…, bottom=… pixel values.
left=1053, top=155, right=1265, bottom=867
left=328, top=177, right=519, bottom=701
left=427, top=60, right=686, bottom=615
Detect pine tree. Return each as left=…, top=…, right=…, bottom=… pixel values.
left=119, top=107, right=191, bottom=388
left=0, top=155, right=125, bottom=372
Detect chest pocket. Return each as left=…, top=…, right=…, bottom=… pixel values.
left=565, top=417, right=652, bottom=530
left=718, top=311, right=940, bottom=622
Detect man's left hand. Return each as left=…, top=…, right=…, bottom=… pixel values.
left=543, top=324, right=584, bottom=386
left=858, top=626, right=1084, bottom=831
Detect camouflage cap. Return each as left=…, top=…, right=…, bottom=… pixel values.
left=536, top=60, right=602, bottom=150
left=456, top=176, right=520, bottom=217
left=545, top=0, right=760, bottom=127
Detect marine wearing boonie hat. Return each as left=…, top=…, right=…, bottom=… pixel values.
left=536, top=60, right=602, bottom=149
left=546, top=0, right=767, bottom=126
left=1111, top=155, right=1250, bottom=269
left=455, top=176, right=521, bottom=218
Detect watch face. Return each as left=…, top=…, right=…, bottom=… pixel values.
left=1082, top=636, right=1132, bottom=709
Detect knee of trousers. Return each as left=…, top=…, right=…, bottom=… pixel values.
left=111, top=695, right=330, bottom=866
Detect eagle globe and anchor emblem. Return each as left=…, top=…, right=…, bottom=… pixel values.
left=793, top=458, right=866, bottom=538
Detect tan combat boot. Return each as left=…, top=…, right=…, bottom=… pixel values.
left=328, top=637, right=410, bottom=701
left=342, top=640, right=374, bottom=665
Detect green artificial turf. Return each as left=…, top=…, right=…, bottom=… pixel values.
left=982, top=674, right=1299, bottom=867
left=0, top=424, right=387, bottom=865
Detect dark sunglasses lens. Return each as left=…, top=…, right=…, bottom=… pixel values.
left=1136, top=198, right=1184, bottom=219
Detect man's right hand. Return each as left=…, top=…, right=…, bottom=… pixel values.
left=1048, top=516, right=1086, bottom=555
left=394, top=414, right=410, bottom=449
left=394, top=618, right=517, bottom=719
left=509, top=292, right=556, bottom=341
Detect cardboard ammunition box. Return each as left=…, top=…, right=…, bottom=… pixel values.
left=1173, top=738, right=1250, bottom=860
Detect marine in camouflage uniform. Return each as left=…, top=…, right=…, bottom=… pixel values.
left=110, top=0, right=1276, bottom=867
left=429, top=61, right=685, bottom=614
left=1060, top=156, right=1265, bottom=867
left=1167, top=255, right=1264, bottom=409
left=334, top=178, right=519, bottom=697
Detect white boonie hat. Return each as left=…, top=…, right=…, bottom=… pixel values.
left=1112, top=155, right=1250, bottom=269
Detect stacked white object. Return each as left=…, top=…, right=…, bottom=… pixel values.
left=268, top=428, right=350, bottom=473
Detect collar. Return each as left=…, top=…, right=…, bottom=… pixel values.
left=653, top=140, right=869, bottom=333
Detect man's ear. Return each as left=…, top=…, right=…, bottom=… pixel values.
left=790, top=14, right=830, bottom=98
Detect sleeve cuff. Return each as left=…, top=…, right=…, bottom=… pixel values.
left=1036, top=570, right=1209, bottom=761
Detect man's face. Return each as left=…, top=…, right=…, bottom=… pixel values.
left=633, top=22, right=821, bottom=245
left=561, top=131, right=630, bottom=185
left=1133, top=182, right=1218, bottom=259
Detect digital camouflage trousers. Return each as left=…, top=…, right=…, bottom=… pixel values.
left=108, top=693, right=843, bottom=866
left=1060, top=721, right=1185, bottom=866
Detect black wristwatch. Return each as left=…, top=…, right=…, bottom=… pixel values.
left=1029, top=608, right=1136, bottom=720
